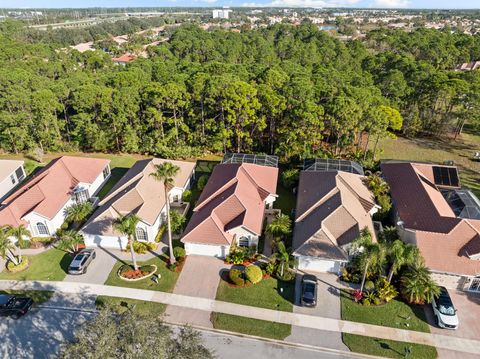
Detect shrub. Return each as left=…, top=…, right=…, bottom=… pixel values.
left=364, top=280, right=375, bottom=292
left=245, top=265, right=263, bottom=284
left=173, top=246, right=186, bottom=259
left=225, top=247, right=247, bottom=265
left=265, top=262, right=276, bottom=275
left=229, top=268, right=245, bottom=286
left=60, top=222, right=69, bottom=231
left=155, top=225, right=166, bottom=242
left=376, top=277, right=398, bottom=303
left=170, top=211, right=186, bottom=234
left=17, top=239, right=31, bottom=249
left=132, top=241, right=156, bottom=254
left=197, top=174, right=209, bottom=191
left=373, top=297, right=382, bottom=306
left=353, top=289, right=363, bottom=303
left=182, top=190, right=192, bottom=202
left=6, top=256, right=29, bottom=272
left=277, top=268, right=295, bottom=282
left=281, top=168, right=299, bottom=188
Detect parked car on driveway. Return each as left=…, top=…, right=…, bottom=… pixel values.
left=68, top=249, right=96, bottom=275
left=301, top=274, right=318, bottom=307
left=0, top=294, right=33, bottom=319
left=432, top=286, right=459, bottom=330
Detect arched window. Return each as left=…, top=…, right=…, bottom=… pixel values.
left=238, top=236, right=249, bottom=247
left=135, top=227, right=148, bottom=242
left=37, top=222, right=49, bottom=236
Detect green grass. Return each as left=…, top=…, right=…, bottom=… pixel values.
left=342, top=334, right=438, bottom=359
left=104, top=254, right=179, bottom=293
left=211, top=312, right=291, bottom=340
left=96, top=295, right=166, bottom=315
left=212, top=277, right=294, bottom=340
left=376, top=131, right=480, bottom=197
left=274, top=180, right=296, bottom=218
left=0, top=248, right=71, bottom=281
left=341, top=292, right=437, bottom=358
left=0, top=290, right=54, bottom=304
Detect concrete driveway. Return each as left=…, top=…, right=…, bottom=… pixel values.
left=164, top=255, right=229, bottom=328
left=424, top=290, right=480, bottom=359
left=287, top=272, right=349, bottom=352
left=63, top=247, right=117, bottom=284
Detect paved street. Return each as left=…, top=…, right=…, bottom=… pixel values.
left=164, top=255, right=229, bottom=327
left=287, top=272, right=350, bottom=352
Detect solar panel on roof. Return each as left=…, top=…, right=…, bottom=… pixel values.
left=433, top=166, right=459, bottom=187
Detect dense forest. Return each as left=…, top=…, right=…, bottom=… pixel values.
left=0, top=22, right=479, bottom=162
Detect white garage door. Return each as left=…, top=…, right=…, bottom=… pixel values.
left=297, top=256, right=343, bottom=274
left=83, top=233, right=127, bottom=250
left=185, top=243, right=230, bottom=258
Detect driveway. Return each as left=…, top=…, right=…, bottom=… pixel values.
left=63, top=247, right=117, bottom=284
left=424, top=290, right=480, bottom=359
left=287, top=272, right=350, bottom=352
left=163, top=255, right=229, bottom=328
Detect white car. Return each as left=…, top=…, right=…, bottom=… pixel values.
left=432, top=286, right=459, bottom=330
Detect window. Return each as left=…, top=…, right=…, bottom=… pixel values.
left=36, top=222, right=49, bottom=235
left=103, top=166, right=110, bottom=179
left=238, top=236, right=249, bottom=247
left=135, top=227, right=148, bottom=242
left=10, top=174, right=16, bottom=185
left=15, top=167, right=24, bottom=182
left=74, top=189, right=89, bottom=204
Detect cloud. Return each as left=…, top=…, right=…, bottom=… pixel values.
left=369, top=0, right=410, bottom=7
left=242, top=0, right=362, bottom=7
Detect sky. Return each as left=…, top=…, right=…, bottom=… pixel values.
left=0, top=0, right=479, bottom=9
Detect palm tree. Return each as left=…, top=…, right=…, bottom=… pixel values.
left=0, top=226, right=19, bottom=266
left=352, top=229, right=387, bottom=293
left=400, top=266, right=440, bottom=304
left=150, top=162, right=180, bottom=265
left=265, top=214, right=291, bottom=244
left=386, top=240, right=419, bottom=283
left=113, top=214, right=140, bottom=271
left=65, top=202, right=93, bottom=226
left=6, top=225, right=31, bottom=262
left=271, top=241, right=294, bottom=278
left=58, top=230, right=84, bottom=254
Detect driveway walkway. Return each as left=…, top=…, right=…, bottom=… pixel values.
left=164, top=255, right=229, bottom=327
left=63, top=247, right=117, bottom=284
left=287, top=272, right=349, bottom=352
left=1, top=280, right=479, bottom=356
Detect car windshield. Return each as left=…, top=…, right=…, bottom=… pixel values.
left=304, top=283, right=315, bottom=293
left=438, top=302, right=455, bottom=315
left=74, top=254, right=85, bottom=262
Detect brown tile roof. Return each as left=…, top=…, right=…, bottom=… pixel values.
left=82, top=158, right=195, bottom=236
left=0, top=156, right=109, bottom=226
left=293, top=171, right=376, bottom=259
left=181, top=163, right=278, bottom=246
left=112, top=54, right=135, bottom=63
left=381, top=161, right=480, bottom=276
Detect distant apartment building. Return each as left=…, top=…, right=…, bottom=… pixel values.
left=212, top=9, right=232, bottom=20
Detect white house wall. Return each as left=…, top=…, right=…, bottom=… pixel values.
left=228, top=226, right=259, bottom=247
left=0, top=165, right=25, bottom=201
left=88, top=166, right=110, bottom=196
left=297, top=255, right=343, bottom=274
left=84, top=233, right=128, bottom=250
left=185, top=242, right=230, bottom=258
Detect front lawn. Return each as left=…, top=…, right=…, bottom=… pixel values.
left=0, top=248, right=71, bottom=281
left=211, top=277, right=294, bottom=340
left=0, top=290, right=54, bottom=304
left=341, top=292, right=437, bottom=359
left=104, top=254, right=179, bottom=293
left=96, top=295, right=166, bottom=316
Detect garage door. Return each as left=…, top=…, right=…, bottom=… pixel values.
left=297, top=256, right=343, bottom=273
left=185, top=243, right=230, bottom=258
left=83, top=233, right=127, bottom=250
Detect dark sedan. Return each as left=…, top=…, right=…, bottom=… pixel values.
left=0, top=294, right=33, bottom=319
left=301, top=274, right=318, bottom=307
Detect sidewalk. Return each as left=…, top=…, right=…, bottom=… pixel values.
left=0, top=280, right=479, bottom=356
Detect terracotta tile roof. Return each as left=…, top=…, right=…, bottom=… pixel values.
left=381, top=161, right=480, bottom=276
left=82, top=158, right=195, bottom=236
left=181, top=163, right=278, bottom=246
left=112, top=54, right=135, bottom=63
left=0, top=160, right=24, bottom=182
left=293, top=171, right=376, bottom=259
left=0, top=156, right=109, bottom=226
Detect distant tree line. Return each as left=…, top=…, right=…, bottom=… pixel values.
left=0, top=23, right=479, bottom=162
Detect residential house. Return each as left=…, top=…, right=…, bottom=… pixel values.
left=381, top=161, right=480, bottom=292
left=181, top=154, right=279, bottom=258
left=81, top=158, right=195, bottom=249
left=292, top=159, right=378, bottom=274
left=0, top=160, right=25, bottom=201
left=112, top=54, right=136, bottom=65
left=0, top=156, right=111, bottom=237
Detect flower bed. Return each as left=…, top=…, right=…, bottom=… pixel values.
left=117, top=264, right=157, bottom=282
left=6, top=257, right=30, bottom=273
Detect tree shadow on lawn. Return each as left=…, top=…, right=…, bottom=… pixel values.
left=406, top=135, right=475, bottom=153
left=276, top=279, right=295, bottom=305
left=374, top=339, right=405, bottom=356
left=59, top=252, right=73, bottom=274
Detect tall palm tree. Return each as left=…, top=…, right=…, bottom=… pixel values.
left=271, top=241, right=294, bottom=278
left=58, top=230, right=84, bottom=254
left=265, top=214, right=291, bottom=243
left=114, top=214, right=140, bottom=271
left=386, top=240, right=419, bottom=283
left=6, top=225, right=31, bottom=262
left=400, top=266, right=440, bottom=304
left=150, top=162, right=180, bottom=265
left=65, top=202, right=93, bottom=226
left=0, top=226, right=19, bottom=266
